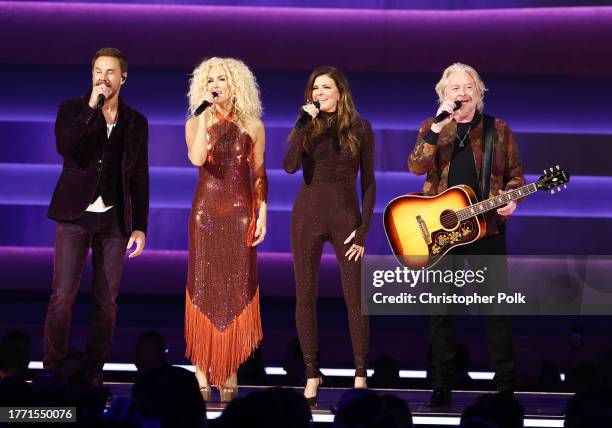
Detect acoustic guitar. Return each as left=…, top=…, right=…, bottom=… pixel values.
left=383, top=166, right=570, bottom=270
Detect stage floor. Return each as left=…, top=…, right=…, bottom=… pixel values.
left=107, top=383, right=569, bottom=427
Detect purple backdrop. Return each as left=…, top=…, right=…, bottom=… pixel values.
left=1, top=0, right=611, bottom=379
left=1, top=2, right=612, bottom=76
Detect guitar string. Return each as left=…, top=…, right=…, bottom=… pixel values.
left=396, top=191, right=520, bottom=241
left=394, top=176, right=562, bottom=241
left=438, top=186, right=534, bottom=224
left=433, top=181, right=542, bottom=225
left=397, top=183, right=539, bottom=240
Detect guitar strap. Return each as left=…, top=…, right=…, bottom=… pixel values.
left=481, top=113, right=495, bottom=200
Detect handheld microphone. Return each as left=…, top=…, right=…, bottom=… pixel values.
left=194, top=92, right=219, bottom=116
left=96, top=94, right=105, bottom=110
left=433, top=100, right=462, bottom=124
left=295, top=101, right=321, bottom=127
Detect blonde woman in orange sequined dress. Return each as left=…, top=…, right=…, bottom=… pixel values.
left=184, top=57, right=267, bottom=402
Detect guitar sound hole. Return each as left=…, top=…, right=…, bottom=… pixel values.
left=440, top=210, right=459, bottom=229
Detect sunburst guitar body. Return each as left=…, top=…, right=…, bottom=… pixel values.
left=384, top=185, right=486, bottom=270
left=383, top=166, right=570, bottom=270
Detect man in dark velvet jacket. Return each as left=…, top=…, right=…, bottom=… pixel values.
left=43, top=48, right=149, bottom=386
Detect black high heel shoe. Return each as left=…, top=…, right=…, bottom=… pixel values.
left=304, top=376, right=323, bottom=408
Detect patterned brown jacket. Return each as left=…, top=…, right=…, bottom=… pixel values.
left=407, top=114, right=525, bottom=235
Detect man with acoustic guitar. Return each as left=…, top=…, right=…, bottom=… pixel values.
left=408, top=63, right=525, bottom=407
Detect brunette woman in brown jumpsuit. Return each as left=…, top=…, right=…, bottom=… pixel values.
left=284, top=66, right=376, bottom=405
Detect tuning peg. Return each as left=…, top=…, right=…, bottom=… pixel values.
left=550, top=189, right=555, bottom=194
left=556, top=165, right=560, bottom=170
left=557, top=187, right=561, bottom=192
left=550, top=167, right=554, bottom=172
left=563, top=185, right=567, bottom=189
left=544, top=169, right=547, bottom=175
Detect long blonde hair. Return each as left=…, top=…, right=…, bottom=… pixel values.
left=187, top=57, right=262, bottom=124
left=435, top=62, right=487, bottom=112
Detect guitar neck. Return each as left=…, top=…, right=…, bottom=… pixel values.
left=457, top=183, right=539, bottom=220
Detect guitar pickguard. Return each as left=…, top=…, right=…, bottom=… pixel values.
left=428, top=218, right=480, bottom=256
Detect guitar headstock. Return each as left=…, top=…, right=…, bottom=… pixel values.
left=537, top=165, right=570, bottom=194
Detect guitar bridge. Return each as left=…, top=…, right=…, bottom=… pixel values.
left=416, top=215, right=432, bottom=244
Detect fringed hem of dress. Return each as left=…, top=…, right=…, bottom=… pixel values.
left=184, top=288, right=262, bottom=388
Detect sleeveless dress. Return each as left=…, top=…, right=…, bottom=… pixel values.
left=185, top=111, right=267, bottom=387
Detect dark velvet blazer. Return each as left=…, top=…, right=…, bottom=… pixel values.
left=47, top=93, right=149, bottom=234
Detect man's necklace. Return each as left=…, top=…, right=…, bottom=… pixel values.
left=457, top=125, right=471, bottom=148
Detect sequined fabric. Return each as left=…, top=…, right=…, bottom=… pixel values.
left=185, top=114, right=266, bottom=387
left=283, top=113, right=376, bottom=378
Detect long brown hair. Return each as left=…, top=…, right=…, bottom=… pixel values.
left=289, top=66, right=361, bottom=157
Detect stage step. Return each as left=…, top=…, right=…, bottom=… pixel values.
left=1, top=165, right=609, bottom=252
left=1, top=120, right=609, bottom=176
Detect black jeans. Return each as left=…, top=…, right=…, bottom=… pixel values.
left=429, top=232, right=516, bottom=391
left=43, top=209, right=128, bottom=383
